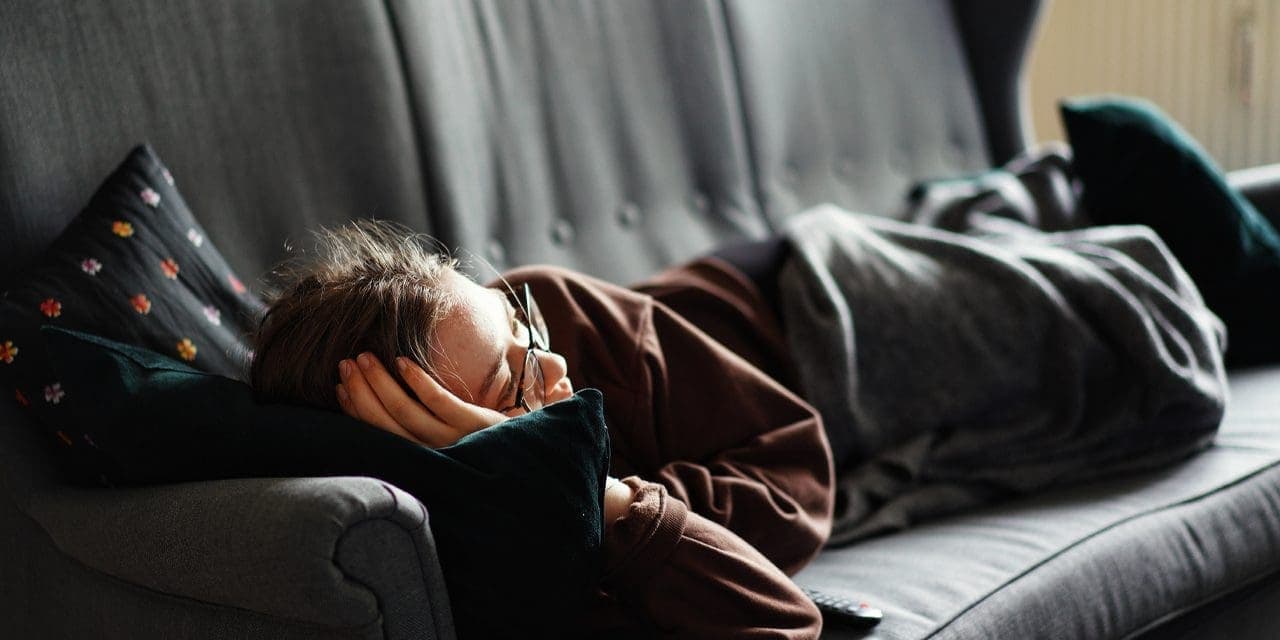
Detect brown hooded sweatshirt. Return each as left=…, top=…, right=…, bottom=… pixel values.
left=496, top=259, right=834, bottom=639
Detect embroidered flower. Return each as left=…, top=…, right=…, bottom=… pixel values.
left=176, top=338, right=197, bottom=362
left=130, top=293, right=152, bottom=314
left=0, top=340, right=17, bottom=363
left=162, top=169, right=175, bottom=186
left=14, top=388, right=28, bottom=407
left=228, top=274, right=246, bottom=294
left=44, top=383, right=65, bottom=405
left=55, top=431, right=73, bottom=446
left=203, top=305, right=222, bottom=326
left=39, top=298, right=62, bottom=318
left=187, top=228, right=204, bottom=247
left=160, top=257, right=180, bottom=279
left=112, top=220, right=134, bottom=237
left=140, top=187, right=161, bottom=207
left=80, top=257, right=103, bottom=275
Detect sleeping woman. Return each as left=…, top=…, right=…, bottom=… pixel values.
left=249, top=195, right=1228, bottom=636
left=247, top=219, right=834, bottom=639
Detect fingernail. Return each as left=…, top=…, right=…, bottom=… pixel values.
left=336, top=384, right=349, bottom=403
left=396, top=356, right=407, bottom=372
left=357, top=353, right=373, bottom=370
left=339, top=360, right=351, bottom=379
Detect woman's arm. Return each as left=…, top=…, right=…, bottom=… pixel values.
left=638, top=298, right=834, bottom=575
left=503, top=266, right=836, bottom=576
left=339, top=264, right=835, bottom=578
left=332, top=360, right=821, bottom=637
left=594, top=476, right=822, bottom=639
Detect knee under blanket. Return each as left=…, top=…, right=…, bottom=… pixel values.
left=778, top=204, right=1228, bottom=545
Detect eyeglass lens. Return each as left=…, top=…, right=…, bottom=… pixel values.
left=516, top=284, right=549, bottom=411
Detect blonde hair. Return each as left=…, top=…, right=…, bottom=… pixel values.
left=249, top=219, right=459, bottom=410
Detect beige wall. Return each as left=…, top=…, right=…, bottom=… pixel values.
left=1026, top=0, right=1279, bottom=171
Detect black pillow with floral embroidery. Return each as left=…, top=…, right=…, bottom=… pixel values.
left=0, top=144, right=265, bottom=480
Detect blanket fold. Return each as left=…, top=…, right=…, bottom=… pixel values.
left=779, top=150, right=1228, bottom=545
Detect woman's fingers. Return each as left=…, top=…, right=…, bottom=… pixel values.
left=337, top=358, right=402, bottom=431
left=354, top=353, right=434, bottom=427
left=336, top=381, right=420, bottom=444
left=337, top=352, right=508, bottom=447
left=340, top=355, right=459, bottom=447
left=396, top=356, right=510, bottom=433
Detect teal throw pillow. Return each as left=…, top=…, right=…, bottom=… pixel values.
left=36, top=325, right=610, bottom=640
left=1061, top=96, right=1280, bottom=366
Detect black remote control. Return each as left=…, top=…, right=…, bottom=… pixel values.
left=801, top=587, right=883, bottom=629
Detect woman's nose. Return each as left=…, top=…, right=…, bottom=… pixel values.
left=538, top=350, right=573, bottom=404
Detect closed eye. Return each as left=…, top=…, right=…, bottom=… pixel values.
left=499, top=370, right=518, bottom=410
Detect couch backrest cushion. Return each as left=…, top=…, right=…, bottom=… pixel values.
left=0, top=0, right=431, bottom=286
left=724, top=0, right=994, bottom=224
left=387, top=0, right=770, bottom=284
left=0, top=0, right=1040, bottom=288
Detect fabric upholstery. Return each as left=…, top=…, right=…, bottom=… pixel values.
left=385, top=0, right=769, bottom=285
left=0, top=395, right=446, bottom=640
left=0, top=0, right=430, bottom=285
left=723, top=0, right=993, bottom=226
left=0, top=473, right=434, bottom=640
left=1133, top=566, right=1280, bottom=639
left=0, top=0, right=1035, bottom=290
left=336, top=517, right=457, bottom=640
left=28, top=475, right=438, bottom=631
left=950, top=0, right=1044, bottom=166
left=796, top=367, right=1280, bottom=639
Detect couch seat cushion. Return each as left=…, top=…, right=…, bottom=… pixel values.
left=799, top=367, right=1280, bottom=639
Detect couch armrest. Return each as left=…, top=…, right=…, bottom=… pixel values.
left=1228, top=163, right=1280, bottom=227
left=25, top=475, right=456, bottom=640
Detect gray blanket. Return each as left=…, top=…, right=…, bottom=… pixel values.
left=778, top=151, right=1228, bottom=545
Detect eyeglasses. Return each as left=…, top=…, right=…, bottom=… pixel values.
left=498, top=283, right=550, bottom=414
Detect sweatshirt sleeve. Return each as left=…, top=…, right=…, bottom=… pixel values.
left=496, top=265, right=834, bottom=575
left=638, top=297, right=834, bottom=575
left=600, top=476, right=822, bottom=639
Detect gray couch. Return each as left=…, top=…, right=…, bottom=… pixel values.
left=2, top=1, right=1279, bottom=638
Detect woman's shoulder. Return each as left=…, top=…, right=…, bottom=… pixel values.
left=492, top=265, right=655, bottom=358
left=496, top=264, right=627, bottom=290
left=493, top=266, right=654, bottom=313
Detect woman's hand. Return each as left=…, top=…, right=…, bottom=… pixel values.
left=336, top=352, right=510, bottom=448
left=603, top=476, right=636, bottom=530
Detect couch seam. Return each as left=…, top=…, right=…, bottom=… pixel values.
left=714, top=0, right=775, bottom=235
left=1119, top=565, right=1280, bottom=640
left=330, top=484, right=448, bottom=640
left=378, top=0, right=440, bottom=239
left=923, top=457, right=1280, bottom=639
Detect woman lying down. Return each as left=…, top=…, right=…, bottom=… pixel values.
left=248, top=209, right=1226, bottom=637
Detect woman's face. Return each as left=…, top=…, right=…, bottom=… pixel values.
left=430, top=270, right=573, bottom=415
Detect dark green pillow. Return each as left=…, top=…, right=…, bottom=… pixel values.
left=37, top=324, right=609, bottom=639
left=1060, top=96, right=1280, bottom=366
